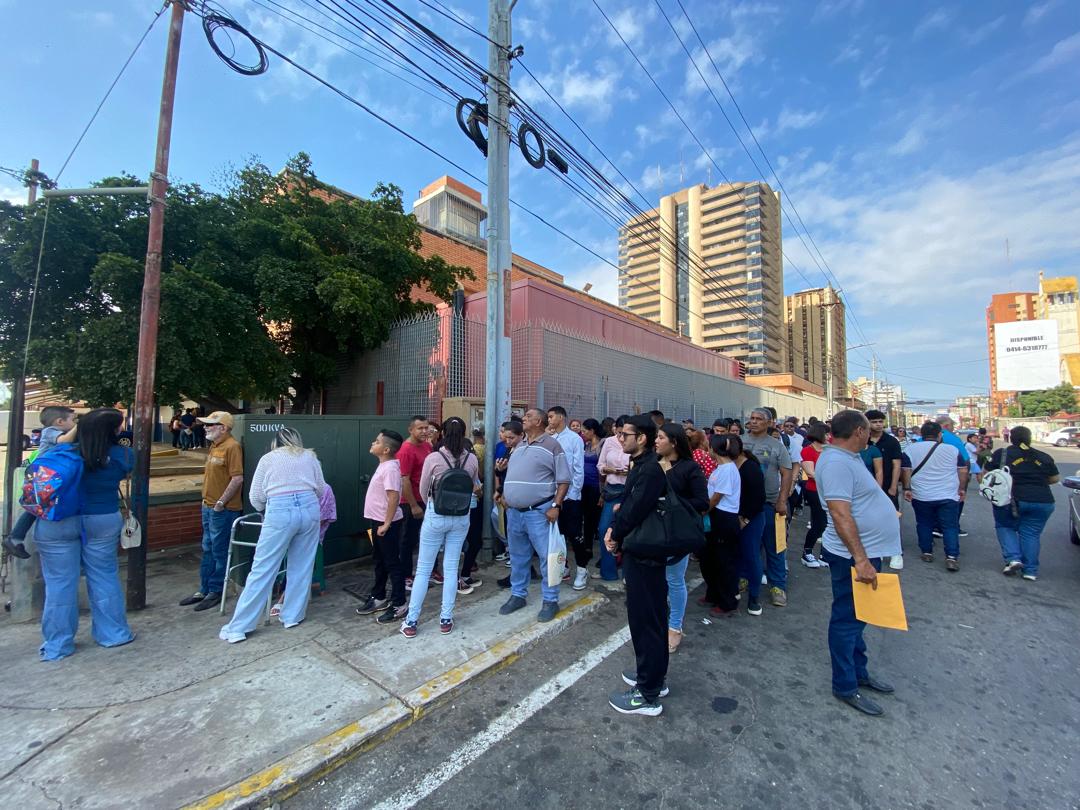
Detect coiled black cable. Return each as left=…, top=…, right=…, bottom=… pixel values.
left=202, top=13, right=269, bottom=75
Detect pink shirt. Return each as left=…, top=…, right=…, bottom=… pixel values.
left=364, top=460, right=403, bottom=523
left=597, top=435, right=630, bottom=486
left=419, top=449, right=480, bottom=503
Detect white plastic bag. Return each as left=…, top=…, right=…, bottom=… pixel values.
left=546, top=521, right=567, bottom=588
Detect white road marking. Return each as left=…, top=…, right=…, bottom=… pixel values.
left=338, top=577, right=702, bottom=810
left=354, top=625, right=632, bottom=810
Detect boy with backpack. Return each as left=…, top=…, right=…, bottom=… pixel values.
left=355, top=430, right=408, bottom=625
left=3, top=406, right=76, bottom=559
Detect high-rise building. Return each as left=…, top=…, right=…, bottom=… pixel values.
left=986, top=291, right=1037, bottom=416
left=1037, top=272, right=1080, bottom=385
left=784, top=286, right=846, bottom=404
left=618, top=181, right=786, bottom=375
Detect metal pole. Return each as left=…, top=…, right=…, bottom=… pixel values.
left=2, top=160, right=39, bottom=546
left=128, top=0, right=185, bottom=608
left=482, top=0, right=512, bottom=554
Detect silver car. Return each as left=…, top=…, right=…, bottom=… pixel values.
left=1061, top=477, right=1080, bottom=546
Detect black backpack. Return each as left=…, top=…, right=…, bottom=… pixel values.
left=432, top=450, right=474, bottom=516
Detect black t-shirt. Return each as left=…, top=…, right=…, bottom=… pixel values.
left=870, top=432, right=903, bottom=490
left=737, top=456, right=766, bottom=520
left=986, top=446, right=1059, bottom=504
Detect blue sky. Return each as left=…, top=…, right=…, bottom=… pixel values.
left=2, top=0, right=1079, bottom=405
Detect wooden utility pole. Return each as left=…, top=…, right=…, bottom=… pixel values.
left=128, top=0, right=186, bottom=608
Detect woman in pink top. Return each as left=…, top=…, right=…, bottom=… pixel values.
left=596, top=415, right=632, bottom=581
left=401, top=417, right=480, bottom=638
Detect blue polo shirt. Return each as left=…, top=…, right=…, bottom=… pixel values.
left=941, top=429, right=970, bottom=466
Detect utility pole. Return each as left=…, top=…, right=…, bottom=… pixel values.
left=128, top=0, right=185, bottom=608
left=482, top=0, right=513, bottom=552
left=2, top=160, right=40, bottom=547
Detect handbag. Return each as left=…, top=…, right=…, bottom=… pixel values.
left=621, top=471, right=705, bottom=561
left=118, top=480, right=142, bottom=549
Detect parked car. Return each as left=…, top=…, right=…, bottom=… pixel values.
left=1061, top=477, right=1080, bottom=546
left=1044, top=427, right=1080, bottom=447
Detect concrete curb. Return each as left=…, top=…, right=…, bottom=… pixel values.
left=181, top=591, right=609, bottom=810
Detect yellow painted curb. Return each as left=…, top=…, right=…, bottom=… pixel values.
left=181, top=590, right=608, bottom=810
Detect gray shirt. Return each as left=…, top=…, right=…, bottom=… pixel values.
left=816, top=445, right=901, bottom=560
left=742, top=433, right=793, bottom=501
left=502, top=432, right=571, bottom=509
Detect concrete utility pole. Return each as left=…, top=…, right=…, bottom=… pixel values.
left=128, top=0, right=186, bottom=609
left=2, top=160, right=40, bottom=548
left=481, top=0, right=513, bottom=551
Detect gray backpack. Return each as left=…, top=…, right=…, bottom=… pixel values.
left=432, top=450, right=474, bottom=516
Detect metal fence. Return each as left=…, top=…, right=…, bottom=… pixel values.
left=327, top=311, right=828, bottom=422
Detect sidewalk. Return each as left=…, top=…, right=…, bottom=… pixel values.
left=0, top=552, right=607, bottom=809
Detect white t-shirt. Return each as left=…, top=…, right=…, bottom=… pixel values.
left=783, top=431, right=804, bottom=463
left=906, top=441, right=965, bottom=502
left=707, top=462, right=741, bottom=513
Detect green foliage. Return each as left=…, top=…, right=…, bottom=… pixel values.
left=1016, top=383, right=1078, bottom=417
left=0, top=154, right=472, bottom=411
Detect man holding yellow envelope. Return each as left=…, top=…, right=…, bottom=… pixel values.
left=815, top=410, right=902, bottom=717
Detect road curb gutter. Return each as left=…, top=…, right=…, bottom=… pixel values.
left=181, top=591, right=609, bottom=810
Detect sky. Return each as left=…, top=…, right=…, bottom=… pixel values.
left=1, top=0, right=1079, bottom=405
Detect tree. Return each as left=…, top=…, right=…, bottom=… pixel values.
left=227, top=154, right=472, bottom=412
left=0, top=155, right=472, bottom=412
left=1014, top=383, right=1078, bottom=417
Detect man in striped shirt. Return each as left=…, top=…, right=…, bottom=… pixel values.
left=498, top=408, right=571, bottom=623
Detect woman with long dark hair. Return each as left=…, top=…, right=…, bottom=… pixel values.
left=219, top=427, right=325, bottom=643
left=402, top=417, right=479, bottom=637
left=580, top=418, right=604, bottom=579
left=699, top=434, right=743, bottom=616
left=33, top=408, right=135, bottom=661
left=799, top=422, right=830, bottom=568
left=655, top=422, right=709, bottom=653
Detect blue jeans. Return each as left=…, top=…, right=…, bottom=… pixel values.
left=506, top=502, right=561, bottom=604
left=666, top=554, right=689, bottom=631
left=34, top=512, right=134, bottom=661
left=597, top=488, right=624, bottom=580
left=222, top=492, right=321, bottom=635
left=737, top=510, right=766, bottom=600
left=407, top=503, right=470, bottom=623
left=912, top=499, right=960, bottom=558
left=755, top=503, right=787, bottom=591
left=822, top=549, right=882, bottom=696
left=993, top=501, right=1054, bottom=576
left=200, top=506, right=238, bottom=595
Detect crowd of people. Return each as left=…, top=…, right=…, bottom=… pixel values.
left=8, top=402, right=1064, bottom=721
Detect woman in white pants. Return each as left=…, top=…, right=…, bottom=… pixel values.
left=220, top=428, right=325, bottom=643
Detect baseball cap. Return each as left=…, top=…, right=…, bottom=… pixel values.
left=197, top=411, right=234, bottom=429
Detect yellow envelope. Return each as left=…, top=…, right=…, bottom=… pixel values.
left=851, top=570, right=908, bottom=631
left=774, top=512, right=787, bottom=553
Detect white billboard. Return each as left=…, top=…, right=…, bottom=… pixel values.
left=995, top=319, right=1061, bottom=391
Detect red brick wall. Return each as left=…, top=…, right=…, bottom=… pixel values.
left=147, top=501, right=203, bottom=551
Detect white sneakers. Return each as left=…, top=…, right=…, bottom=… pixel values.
left=800, top=553, right=824, bottom=569
left=889, top=554, right=904, bottom=570
left=572, top=567, right=589, bottom=590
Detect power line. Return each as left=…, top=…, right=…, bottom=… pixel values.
left=671, top=0, right=886, bottom=376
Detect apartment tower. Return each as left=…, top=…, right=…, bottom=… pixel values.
left=618, top=181, right=786, bottom=375
left=784, top=286, right=847, bottom=404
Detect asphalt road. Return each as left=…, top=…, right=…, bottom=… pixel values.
left=288, top=447, right=1080, bottom=810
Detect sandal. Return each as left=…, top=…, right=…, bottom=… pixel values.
left=269, top=602, right=283, bottom=618
left=667, top=628, right=683, bottom=654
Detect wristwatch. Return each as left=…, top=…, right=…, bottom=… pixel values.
left=552, top=503, right=563, bottom=510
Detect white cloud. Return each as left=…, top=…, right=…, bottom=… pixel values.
left=776, top=107, right=826, bottom=132
left=564, top=261, right=620, bottom=305
left=74, top=11, right=114, bottom=27
left=888, top=122, right=926, bottom=156
left=1023, top=1, right=1058, bottom=27
left=605, top=6, right=649, bottom=48
left=1018, top=30, right=1080, bottom=78
left=961, top=15, right=1005, bottom=46
left=913, top=9, right=953, bottom=38
left=834, top=42, right=862, bottom=64
left=812, top=0, right=864, bottom=21
left=519, top=62, right=625, bottom=121
left=858, top=64, right=884, bottom=89
left=1, top=184, right=26, bottom=205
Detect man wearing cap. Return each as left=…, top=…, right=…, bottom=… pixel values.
left=180, top=411, right=244, bottom=612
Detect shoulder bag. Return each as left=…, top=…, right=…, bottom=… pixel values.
left=118, top=477, right=143, bottom=549
left=621, top=470, right=705, bottom=562
left=910, top=441, right=940, bottom=478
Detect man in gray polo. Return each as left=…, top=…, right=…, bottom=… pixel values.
left=816, top=409, right=901, bottom=717
left=743, top=408, right=794, bottom=606
left=499, top=408, right=571, bottom=622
